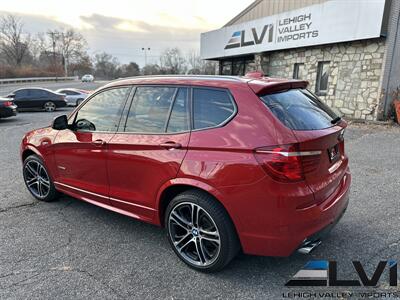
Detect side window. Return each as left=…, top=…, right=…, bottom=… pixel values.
left=32, top=90, right=41, bottom=97
left=74, top=87, right=130, bottom=132
left=167, top=88, right=189, bottom=133
left=124, top=86, right=176, bottom=133
left=15, top=90, right=25, bottom=97
left=192, top=88, right=235, bottom=130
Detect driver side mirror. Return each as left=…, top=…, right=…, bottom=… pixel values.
left=52, top=115, right=68, bottom=130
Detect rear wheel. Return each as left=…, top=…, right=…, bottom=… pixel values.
left=23, top=155, right=58, bottom=202
left=165, top=190, right=240, bottom=272
left=76, top=99, right=83, bottom=106
left=43, top=101, right=56, bottom=112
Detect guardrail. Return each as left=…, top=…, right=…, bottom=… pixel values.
left=0, top=76, right=78, bottom=85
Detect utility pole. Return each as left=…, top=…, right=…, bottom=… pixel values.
left=61, top=32, right=67, bottom=77
left=141, top=47, right=150, bottom=66
left=47, top=31, right=59, bottom=79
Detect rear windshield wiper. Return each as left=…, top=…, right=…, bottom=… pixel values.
left=331, top=116, right=341, bottom=124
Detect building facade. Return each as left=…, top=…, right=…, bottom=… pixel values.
left=200, top=0, right=400, bottom=120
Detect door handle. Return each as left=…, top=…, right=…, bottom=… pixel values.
left=92, top=139, right=107, bottom=146
left=159, top=141, right=182, bottom=149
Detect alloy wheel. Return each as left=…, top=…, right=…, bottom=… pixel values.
left=168, top=202, right=221, bottom=267
left=23, top=160, right=51, bottom=199
left=44, top=102, right=56, bottom=112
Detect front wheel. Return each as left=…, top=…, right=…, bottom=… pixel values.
left=23, top=155, right=59, bottom=202
left=165, top=190, right=240, bottom=272
left=43, top=101, right=56, bottom=112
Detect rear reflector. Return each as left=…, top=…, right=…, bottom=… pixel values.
left=254, top=144, right=321, bottom=182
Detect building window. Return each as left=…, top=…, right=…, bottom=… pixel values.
left=316, top=61, right=330, bottom=95
left=232, top=61, right=245, bottom=75
left=220, top=61, right=232, bottom=75
left=219, top=56, right=254, bottom=76
left=293, top=63, right=305, bottom=79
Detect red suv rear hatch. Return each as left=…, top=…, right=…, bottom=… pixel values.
left=256, top=86, right=348, bottom=206
left=292, top=125, right=348, bottom=205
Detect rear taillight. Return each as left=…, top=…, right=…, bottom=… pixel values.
left=3, top=101, right=13, bottom=107
left=254, top=144, right=321, bottom=182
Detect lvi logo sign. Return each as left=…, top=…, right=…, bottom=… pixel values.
left=285, top=260, right=398, bottom=287
left=224, top=24, right=274, bottom=50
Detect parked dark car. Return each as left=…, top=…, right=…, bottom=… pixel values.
left=0, top=97, right=17, bottom=119
left=8, top=88, right=67, bottom=112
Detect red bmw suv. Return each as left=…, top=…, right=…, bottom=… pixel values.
left=21, top=73, right=350, bottom=272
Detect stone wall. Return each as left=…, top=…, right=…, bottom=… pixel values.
left=255, top=38, right=387, bottom=120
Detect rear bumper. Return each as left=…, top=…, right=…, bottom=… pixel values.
left=239, top=169, right=351, bottom=257
left=0, top=105, right=17, bottom=118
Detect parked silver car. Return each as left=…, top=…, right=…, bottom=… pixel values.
left=55, top=88, right=89, bottom=106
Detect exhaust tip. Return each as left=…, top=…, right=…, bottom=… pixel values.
left=297, top=240, right=322, bottom=254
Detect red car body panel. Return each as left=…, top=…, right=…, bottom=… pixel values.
left=53, top=130, right=114, bottom=206
left=106, top=132, right=190, bottom=223
left=21, top=76, right=351, bottom=257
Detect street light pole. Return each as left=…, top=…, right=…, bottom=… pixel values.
left=141, top=47, right=151, bottom=66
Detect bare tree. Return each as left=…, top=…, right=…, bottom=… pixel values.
left=120, top=62, right=140, bottom=77
left=0, top=14, right=31, bottom=66
left=186, top=50, right=217, bottom=75
left=94, top=52, right=120, bottom=79
left=159, top=48, right=187, bottom=74
left=186, top=50, right=202, bottom=74
left=142, top=63, right=162, bottom=75
left=45, top=29, right=87, bottom=76
left=69, top=54, right=93, bottom=77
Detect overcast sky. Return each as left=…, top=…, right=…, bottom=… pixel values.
left=0, top=0, right=253, bottom=66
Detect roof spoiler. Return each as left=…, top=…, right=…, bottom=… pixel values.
left=248, top=79, right=309, bottom=96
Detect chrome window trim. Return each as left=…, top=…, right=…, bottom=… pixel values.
left=255, top=150, right=322, bottom=157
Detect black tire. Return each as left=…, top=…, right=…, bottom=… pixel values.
left=165, top=189, right=240, bottom=272
left=23, top=155, right=59, bottom=202
left=76, top=99, right=83, bottom=106
left=43, top=101, right=56, bottom=112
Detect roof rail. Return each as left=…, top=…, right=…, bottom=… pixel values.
left=109, top=74, right=244, bottom=82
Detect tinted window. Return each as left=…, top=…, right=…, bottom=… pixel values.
left=193, top=88, right=235, bottom=130
left=167, top=88, right=189, bottom=133
left=125, top=86, right=176, bottom=133
left=74, top=87, right=130, bottom=132
left=61, top=90, right=77, bottom=95
left=31, top=90, right=48, bottom=97
left=260, top=89, right=338, bottom=130
left=15, top=89, right=29, bottom=97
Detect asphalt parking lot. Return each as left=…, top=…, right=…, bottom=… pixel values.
left=0, top=92, right=400, bottom=299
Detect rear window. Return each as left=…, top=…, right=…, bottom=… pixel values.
left=260, top=89, right=338, bottom=130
